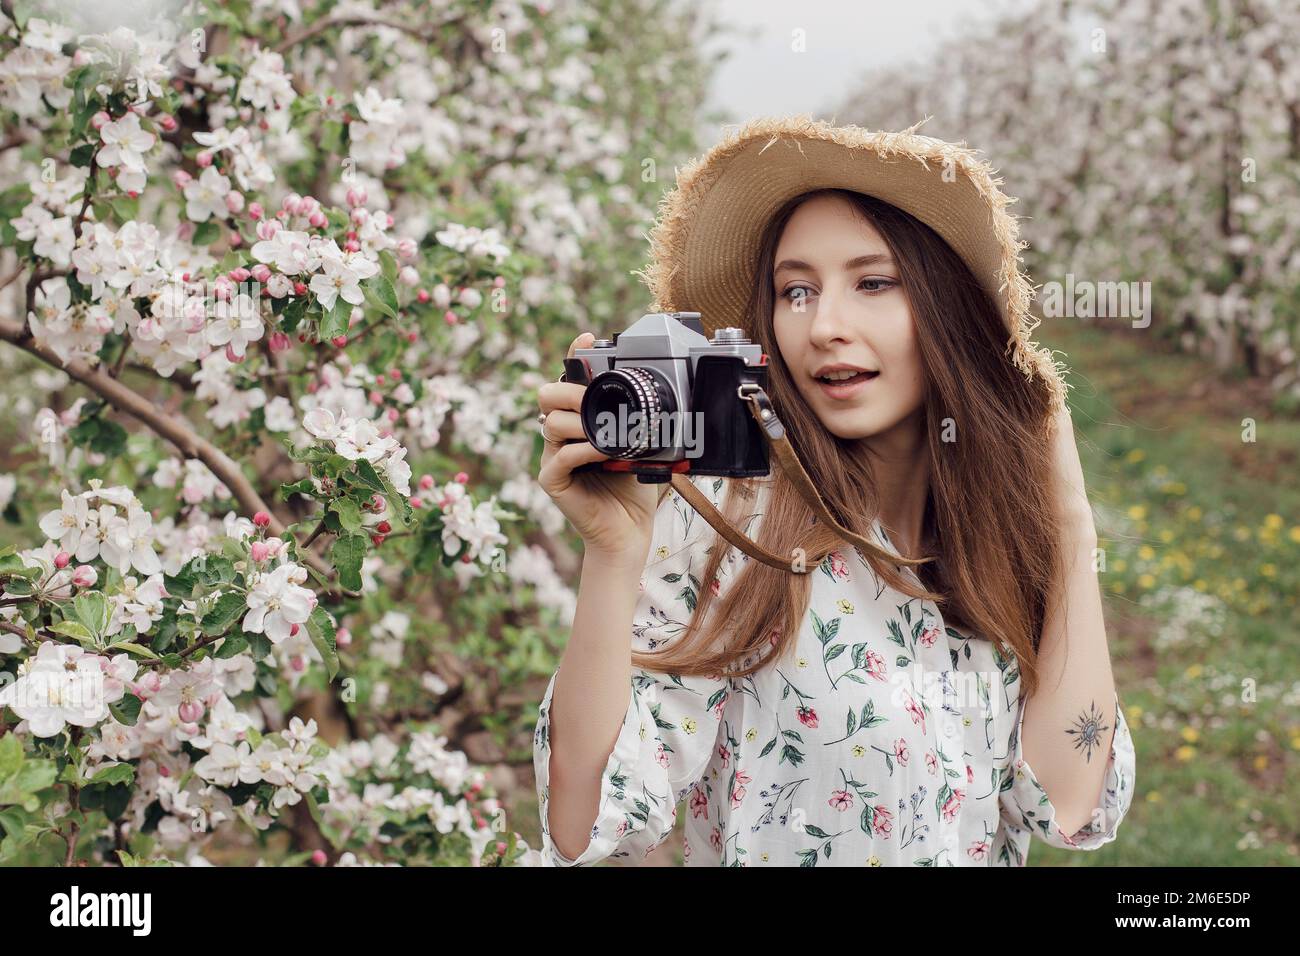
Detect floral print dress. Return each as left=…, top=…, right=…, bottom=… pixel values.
left=533, top=474, right=1136, bottom=866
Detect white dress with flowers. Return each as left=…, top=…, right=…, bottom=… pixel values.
left=532, top=474, right=1136, bottom=866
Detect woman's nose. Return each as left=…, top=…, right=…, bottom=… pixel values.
left=807, top=287, right=851, bottom=348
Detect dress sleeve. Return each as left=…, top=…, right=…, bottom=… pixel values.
left=998, top=688, right=1136, bottom=850
left=532, top=475, right=734, bottom=867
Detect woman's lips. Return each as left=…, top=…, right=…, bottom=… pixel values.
left=815, top=370, right=879, bottom=400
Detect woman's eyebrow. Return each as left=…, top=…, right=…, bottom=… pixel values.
left=773, top=253, right=895, bottom=276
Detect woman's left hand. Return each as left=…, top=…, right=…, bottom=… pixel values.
left=1048, top=403, right=1095, bottom=534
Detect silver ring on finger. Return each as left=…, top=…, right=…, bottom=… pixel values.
left=538, top=412, right=562, bottom=445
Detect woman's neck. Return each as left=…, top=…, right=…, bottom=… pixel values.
left=856, top=414, right=931, bottom=559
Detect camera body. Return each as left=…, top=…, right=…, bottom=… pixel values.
left=561, top=311, right=771, bottom=484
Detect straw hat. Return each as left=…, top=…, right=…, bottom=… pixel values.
left=633, top=114, right=1069, bottom=414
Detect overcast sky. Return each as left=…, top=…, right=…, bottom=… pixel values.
left=698, top=0, right=1037, bottom=137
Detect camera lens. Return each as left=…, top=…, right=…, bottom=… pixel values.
left=581, top=366, right=678, bottom=459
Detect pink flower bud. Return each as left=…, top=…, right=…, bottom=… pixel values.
left=332, top=335, right=348, bottom=348
left=289, top=623, right=300, bottom=637
left=196, top=150, right=213, bottom=168
left=250, top=263, right=272, bottom=283
left=91, top=111, right=111, bottom=130
left=419, top=474, right=434, bottom=490
left=311, top=849, right=327, bottom=866
left=343, top=238, right=360, bottom=253
left=282, top=192, right=301, bottom=211
left=293, top=281, right=307, bottom=296
left=385, top=213, right=394, bottom=228
left=398, top=266, right=419, bottom=287
left=444, top=311, right=458, bottom=325
left=300, top=196, right=319, bottom=216
left=225, top=344, right=244, bottom=363
left=268, top=330, right=291, bottom=352
left=177, top=221, right=195, bottom=241
left=248, top=201, right=264, bottom=220
left=493, top=275, right=506, bottom=288
left=229, top=267, right=251, bottom=282
left=371, top=494, right=386, bottom=511
left=225, top=190, right=245, bottom=213
left=410, top=496, right=422, bottom=509
left=256, top=218, right=280, bottom=241
left=396, top=238, right=417, bottom=260
left=371, top=533, right=386, bottom=547
left=171, top=169, right=192, bottom=189
left=345, top=186, right=367, bottom=207
left=455, top=471, right=468, bottom=484
left=213, top=275, right=234, bottom=300
left=265, top=537, right=285, bottom=558
left=159, top=114, right=178, bottom=132
left=251, top=541, right=270, bottom=562
left=178, top=699, right=205, bottom=723
left=308, top=211, right=328, bottom=229
left=54, top=551, right=71, bottom=569
left=406, top=331, right=418, bottom=343
left=253, top=511, right=271, bottom=528
left=350, top=207, right=367, bottom=225
left=336, top=627, right=352, bottom=648
left=416, top=288, right=430, bottom=303
left=71, top=565, right=98, bottom=588
left=386, top=408, right=399, bottom=423
left=368, top=389, right=383, bottom=404
left=228, top=231, right=242, bottom=247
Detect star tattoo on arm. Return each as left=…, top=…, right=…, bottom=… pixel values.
left=1065, top=699, right=1111, bottom=763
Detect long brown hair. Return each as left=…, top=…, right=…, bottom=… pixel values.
left=630, top=189, right=1063, bottom=699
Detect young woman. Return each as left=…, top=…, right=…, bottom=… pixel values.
left=531, top=118, right=1136, bottom=866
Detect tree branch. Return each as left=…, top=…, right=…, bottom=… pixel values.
left=0, top=315, right=335, bottom=580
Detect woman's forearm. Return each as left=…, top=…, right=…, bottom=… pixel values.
left=1021, top=502, right=1118, bottom=837
left=545, top=550, right=647, bottom=861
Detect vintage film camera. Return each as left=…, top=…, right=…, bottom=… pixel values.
left=560, top=311, right=772, bottom=483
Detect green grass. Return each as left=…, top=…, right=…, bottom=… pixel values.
left=1031, top=320, right=1300, bottom=865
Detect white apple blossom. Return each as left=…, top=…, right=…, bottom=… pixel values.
left=184, top=166, right=232, bottom=222
left=0, top=642, right=110, bottom=738
left=242, top=562, right=314, bottom=644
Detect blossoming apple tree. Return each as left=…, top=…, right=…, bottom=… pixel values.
left=0, top=0, right=714, bottom=865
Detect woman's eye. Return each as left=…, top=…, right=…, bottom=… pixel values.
left=860, top=278, right=896, bottom=293
left=780, top=286, right=812, bottom=301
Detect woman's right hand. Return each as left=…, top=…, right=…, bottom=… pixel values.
left=536, top=332, right=663, bottom=564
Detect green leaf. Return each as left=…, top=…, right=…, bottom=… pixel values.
left=330, top=497, right=363, bottom=533
left=73, top=592, right=110, bottom=637
left=306, top=606, right=339, bottom=682
left=49, top=620, right=94, bottom=643
left=191, top=220, right=220, bottom=245
left=200, top=591, right=246, bottom=635
left=362, top=275, right=399, bottom=319
left=109, top=694, right=142, bottom=727
left=353, top=458, right=385, bottom=492
left=214, top=633, right=249, bottom=659
left=69, top=143, right=95, bottom=168
left=378, top=249, right=398, bottom=284
left=331, top=534, right=366, bottom=591
left=92, top=763, right=135, bottom=786
left=320, top=297, right=351, bottom=340
left=115, top=642, right=160, bottom=660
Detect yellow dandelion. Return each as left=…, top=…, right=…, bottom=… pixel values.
left=1289, top=526, right=1300, bottom=543
left=1113, top=558, right=1128, bottom=573
left=1253, top=754, right=1269, bottom=771
left=1126, top=704, right=1143, bottom=722
left=1158, top=529, right=1175, bottom=542
left=1128, top=504, right=1147, bottom=521
left=1139, top=545, right=1156, bottom=560
left=1233, top=578, right=1247, bottom=590
left=1138, top=573, right=1156, bottom=589
left=1264, top=514, right=1283, bottom=530
left=1185, top=663, right=1203, bottom=679
left=1289, top=736, right=1300, bottom=751
left=1180, top=726, right=1199, bottom=743
left=1175, top=745, right=1196, bottom=762
left=1146, top=790, right=1162, bottom=803
left=1187, top=506, right=1203, bottom=521
left=1261, top=563, right=1277, bottom=578
left=1126, top=448, right=1146, bottom=463
left=1193, top=579, right=1207, bottom=591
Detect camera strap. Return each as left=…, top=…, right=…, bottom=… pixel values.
left=668, top=384, right=934, bottom=575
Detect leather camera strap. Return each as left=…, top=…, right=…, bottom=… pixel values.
left=668, top=384, right=934, bottom=575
